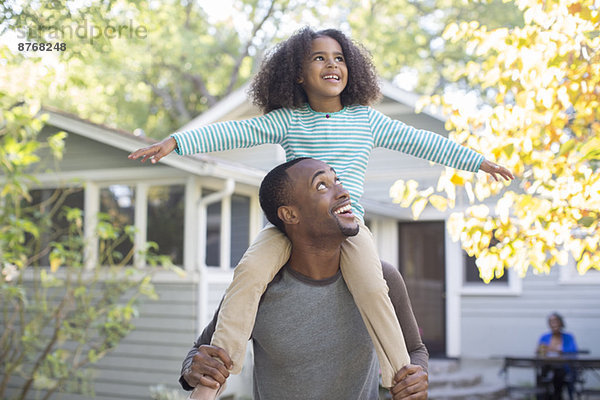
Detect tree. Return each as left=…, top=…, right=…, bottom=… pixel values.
left=391, top=0, right=600, bottom=281
left=0, top=0, right=300, bottom=137
left=1, top=0, right=527, bottom=138
left=342, top=0, right=524, bottom=94
left=0, top=92, right=177, bottom=399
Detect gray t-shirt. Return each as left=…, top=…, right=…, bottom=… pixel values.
left=251, top=266, right=379, bottom=400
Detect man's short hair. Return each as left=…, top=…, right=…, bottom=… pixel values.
left=259, top=157, right=311, bottom=233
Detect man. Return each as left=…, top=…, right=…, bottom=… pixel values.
left=180, top=157, right=429, bottom=399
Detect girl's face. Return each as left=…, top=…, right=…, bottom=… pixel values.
left=299, top=36, right=348, bottom=106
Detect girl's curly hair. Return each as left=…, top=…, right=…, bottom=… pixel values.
left=249, top=27, right=381, bottom=113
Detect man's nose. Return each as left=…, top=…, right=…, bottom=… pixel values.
left=335, top=183, right=349, bottom=199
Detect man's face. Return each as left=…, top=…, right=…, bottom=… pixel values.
left=285, top=159, right=359, bottom=238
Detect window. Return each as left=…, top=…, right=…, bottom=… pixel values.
left=462, top=235, right=509, bottom=285
left=204, top=192, right=251, bottom=268
left=559, top=256, right=600, bottom=284
left=463, top=252, right=509, bottom=285
left=100, top=185, right=135, bottom=265
left=147, top=185, right=185, bottom=265
left=206, top=199, right=221, bottom=267
left=27, top=188, right=84, bottom=266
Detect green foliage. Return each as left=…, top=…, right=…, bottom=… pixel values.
left=0, top=0, right=297, bottom=138
left=0, top=94, right=177, bottom=399
left=391, top=0, right=600, bottom=281
left=342, top=0, right=524, bottom=94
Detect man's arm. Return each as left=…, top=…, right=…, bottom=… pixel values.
left=382, top=260, right=429, bottom=398
left=381, top=260, right=429, bottom=372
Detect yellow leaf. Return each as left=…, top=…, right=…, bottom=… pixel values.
left=389, top=180, right=406, bottom=203
left=429, top=194, right=448, bottom=211
left=447, top=212, right=465, bottom=242
left=577, top=253, right=591, bottom=274
left=450, top=173, right=466, bottom=185
left=50, top=255, right=61, bottom=273
left=411, top=198, right=428, bottom=220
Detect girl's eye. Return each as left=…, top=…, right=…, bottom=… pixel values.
left=314, top=56, right=324, bottom=61
left=335, top=56, right=344, bottom=62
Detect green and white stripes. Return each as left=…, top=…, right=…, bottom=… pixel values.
left=171, top=104, right=484, bottom=218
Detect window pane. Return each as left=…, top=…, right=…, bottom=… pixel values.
left=27, top=188, right=84, bottom=266
left=230, top=194, right=250, bottom=267
left=100, top=185, right=135, bottom=265
left=463, top=233, right=507, bottom=284
left=147, top=185, right=184, bottom=265
left=205, top=192, right=220, bottom=267
left=464, top=253, right=508, bottom=284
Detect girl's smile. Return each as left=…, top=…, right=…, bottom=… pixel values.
left=299, top=36, right=348, bottom=112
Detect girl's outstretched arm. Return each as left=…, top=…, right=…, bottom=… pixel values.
left=129, top=108, right=291, bottom=162
left=128, top=136, right=177, bottom=164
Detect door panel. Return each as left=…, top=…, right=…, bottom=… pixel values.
left=398, top=221, right=446, bottom=357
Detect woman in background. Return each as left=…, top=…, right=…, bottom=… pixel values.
left=536, top=312, right=578, bottom=400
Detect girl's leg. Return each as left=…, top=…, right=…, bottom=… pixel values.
left=340, top=219, right=410, bottom=388
left=191, top=225, right=291, bottom=400
left=211, top=224, right=291, bottom=374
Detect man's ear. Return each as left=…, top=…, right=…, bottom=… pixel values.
left=278, top=205, right=299, bottom=225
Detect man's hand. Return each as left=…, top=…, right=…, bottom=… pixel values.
left=183, top=345, right=233, bottom=390
left=390, top=364, right=428, bottom=399
left=479, top=159, right=515, bottom=182
left=128, top=137, right=177, bottom=164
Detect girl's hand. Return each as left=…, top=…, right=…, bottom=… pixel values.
left=128, top=137, right=177, bottom=164
left=479, top=159, right=515, bottom=182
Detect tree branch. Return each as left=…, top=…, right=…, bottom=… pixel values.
left=155, top=62, right=217, bottom=107
left=18, top=290, right=73, bottom=399
left=225, top=0, right=280, bottom=95
left=143, top=78, right=183, bottom=123
left=173, top=82, right=192, bottom=122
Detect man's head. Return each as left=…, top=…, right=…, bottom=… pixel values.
left=259, top=158, right=359, bottom=240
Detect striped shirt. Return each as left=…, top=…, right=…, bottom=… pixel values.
left=171, top=104, right=484, bottom=218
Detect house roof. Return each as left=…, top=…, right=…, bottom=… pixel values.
left=41, top=106, right=266, bottom=186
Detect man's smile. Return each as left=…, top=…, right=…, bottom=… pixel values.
left=332, top=202, right=354, bottom=218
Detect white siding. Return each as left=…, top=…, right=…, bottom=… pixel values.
left=461, top=267, right=600, bottom=358
left=3, top=281, right=198, bottom=400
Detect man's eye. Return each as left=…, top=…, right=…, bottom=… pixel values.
left=335, top=178, right=341, bottom=184
left=317, top=182, right=326, bottom=190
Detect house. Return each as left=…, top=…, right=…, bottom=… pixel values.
left=179, top=80, right=600, bottom=361
left=10, top=79, right=600, bottom=399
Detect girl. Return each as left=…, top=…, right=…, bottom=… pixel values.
left=129, top=27, right=513, bottom=399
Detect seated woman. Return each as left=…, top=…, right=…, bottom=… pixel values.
left=536, top=312, right=578, bottom=400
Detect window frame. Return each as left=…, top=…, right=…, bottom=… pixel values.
left=559, top=256, right=600, bottom=285
left=457, top=240, right=522, bottom=296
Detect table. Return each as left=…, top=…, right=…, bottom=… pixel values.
left=501, top=354, right=600, bottom=399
